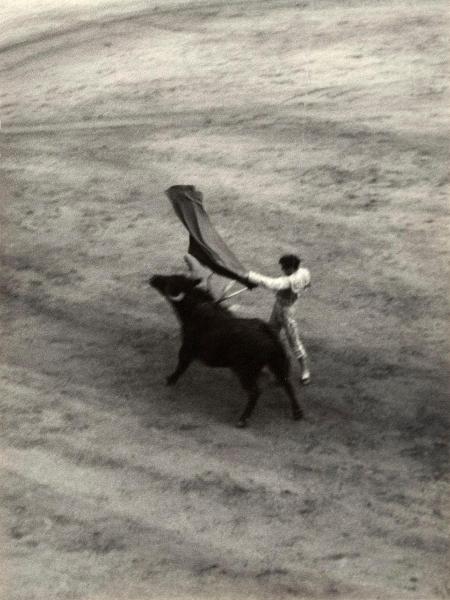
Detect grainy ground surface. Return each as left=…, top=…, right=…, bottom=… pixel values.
left=1, top=1, right=449, bottom=599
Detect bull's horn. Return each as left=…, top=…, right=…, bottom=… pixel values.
left=168, top=292, right=185, bottom=302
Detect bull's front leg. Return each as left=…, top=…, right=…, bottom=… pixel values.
left=166, top=343, right=194, bottom=386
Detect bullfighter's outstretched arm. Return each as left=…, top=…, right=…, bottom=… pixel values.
left=247, top=268, right=311, bottom=292
left=247, top=271, right=292, bottom=291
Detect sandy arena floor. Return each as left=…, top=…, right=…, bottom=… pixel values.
left=1, top=1, right=449, bottom=599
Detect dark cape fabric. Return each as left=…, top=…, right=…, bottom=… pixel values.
left=165, top=185, right=248, bottom=286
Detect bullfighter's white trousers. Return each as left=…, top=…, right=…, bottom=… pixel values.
left=269, top=303, right=307, bottom=360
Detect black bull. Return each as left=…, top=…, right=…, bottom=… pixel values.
left=149, top=274, right=303, bottom=427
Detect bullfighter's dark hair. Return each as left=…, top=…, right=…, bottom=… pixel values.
left=279, top=254, right=301, bottom=270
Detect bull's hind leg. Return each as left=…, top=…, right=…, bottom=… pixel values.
left=235, top=371, right=261, bottom=428
left=166, top=343, right=193, bottom=386
left=282, top=379, right=303, bottom=421
left=268, top=354, right=303, bottom=421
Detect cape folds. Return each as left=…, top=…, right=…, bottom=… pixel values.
left=165, top=185, right=248, bottom=286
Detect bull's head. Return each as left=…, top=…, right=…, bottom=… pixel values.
left=149, top=274, right=202, bottom=303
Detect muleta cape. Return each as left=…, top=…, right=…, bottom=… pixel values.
left=165, top=185, right=249, bottom=287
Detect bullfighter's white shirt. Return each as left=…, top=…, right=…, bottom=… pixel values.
left=248, top=267, right=311, bottom=308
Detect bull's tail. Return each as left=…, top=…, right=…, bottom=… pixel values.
left=262, top=322, right=291, bottom=382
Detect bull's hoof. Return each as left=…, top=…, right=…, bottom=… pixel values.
left=236, top=419, right=248, bottom=428
left=292, top=409, right=303, bottom=421
left=166, top=375, right=176, bottom=386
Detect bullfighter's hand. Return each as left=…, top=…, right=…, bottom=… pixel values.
left=244, top=275, right=258, bottom=290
